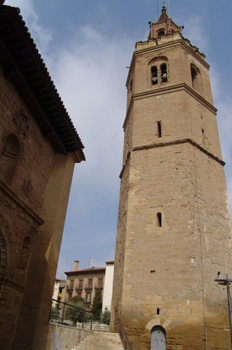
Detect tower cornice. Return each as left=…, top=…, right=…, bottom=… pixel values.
left=135, top=38, right=209, bottom=69
left=119, top=138, right=225, bottom=179
left=123, top=83, right=217, bottom=129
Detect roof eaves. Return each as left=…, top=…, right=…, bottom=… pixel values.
left=0, top=5, right=85, bottom=161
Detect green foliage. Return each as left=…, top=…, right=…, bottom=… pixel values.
left=50, top=305, right=59, bottom=319
left=91, top=290, right=102, bottom=320
left=101, top=309, right=111, bottom=325
left=65, top=296, right=88, bottom=326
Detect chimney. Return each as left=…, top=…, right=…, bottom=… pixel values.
left=73, top=260, right=79, bottom=271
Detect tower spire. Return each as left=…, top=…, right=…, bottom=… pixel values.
left=158, top=4, right=169, bottom=21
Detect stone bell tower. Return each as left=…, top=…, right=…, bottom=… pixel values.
left=111, top=7, right=232, bottom=350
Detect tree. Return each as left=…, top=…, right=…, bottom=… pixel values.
left=91, top=290, right=102, bottom=320
left=101, top=309, right=111, bottom=325
left=65, top=296, right=88, bottom=326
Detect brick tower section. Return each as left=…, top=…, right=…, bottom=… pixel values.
left=111, top=8, right=232, bottom=350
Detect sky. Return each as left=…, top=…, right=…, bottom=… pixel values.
left=4, top=0, right=232, bottom=278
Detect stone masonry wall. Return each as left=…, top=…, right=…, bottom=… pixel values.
left=111, top=30, right=232, bottom=350
left=0, top=62, right=54, bottom=350
left=0, top=65, right=54, bottom=211
left=119, top=144, right=232, bottom=350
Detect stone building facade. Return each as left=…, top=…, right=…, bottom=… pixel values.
left=111, top=7, right=232, bottom=350
left=0, top=4, right=84, bottom=350
left=64, top=260, right=112, bottom=307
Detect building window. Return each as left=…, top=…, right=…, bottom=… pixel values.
left=88, top=279, right=93, bottom=289
left=157, top=28, right=165, bottom=37
left=96, top=278, right=103, bottom=289
left=79, top=279, right=83, bottom=288
left=150, top=57, right=168, bottom=87
left=70, top=280, right=74, bottom=289
left=86, top=292, right=91, bottom=303
left=157, top=122, right=162, bottom=138
left=161, top=63, right=167, bottom=82
left=0, top=133, right=22, bottom=185
left=191, top=64, right=201, bottom=92
left=151, top=66, right=158, bottom=85
left=157, top=212, right=162, bottom=227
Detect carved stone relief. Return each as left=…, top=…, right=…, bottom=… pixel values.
left=0, top=186, right=39, bottom=230
left=13, top=109, right=30, bottom=139
left=22, top=179, right=32, bottom=198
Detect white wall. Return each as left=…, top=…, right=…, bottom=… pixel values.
left=102, top=263, right=114, bottom=311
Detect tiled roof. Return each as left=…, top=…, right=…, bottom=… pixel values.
left=65, top=267, right=106, bottom=276
left=0, top=5, right=85, bottom=161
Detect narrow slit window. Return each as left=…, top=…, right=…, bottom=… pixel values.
left=157, top=212, right=162, bottom=227
left=151, top=66, right=158, bottom=85
left=190, top=65, right=201, bottom=92
left=161, top=63, right=167, bottom=82
left=17, top=236, right=30, bottom=269
left=191, top=66, right=197, bottom=87
left=157, top=122, right=162, bottom=138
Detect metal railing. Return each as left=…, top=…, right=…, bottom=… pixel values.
left=117, top=317, right=134, bottom=350
left=50, top=298, right=93, bottom=329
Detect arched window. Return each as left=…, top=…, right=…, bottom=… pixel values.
left=0, top=133, right=21, bottom=185
left=17, top=236, right=30, bottom=269
left=191, top=64, right=201, bottom=92
left=161, top=63, right=168, bottom=83
left=149, top=57, right=168, bottom=87
left=151, top=326, right=166, bottom=350
left=151, top=66, right=158, bottom=85
left=157, top=29, right=165, bottom=37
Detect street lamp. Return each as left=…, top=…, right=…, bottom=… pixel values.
left=215, top=271, right=232, bottom=348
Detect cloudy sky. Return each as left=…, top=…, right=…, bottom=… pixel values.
left=4, top=0, right=232, bottom=277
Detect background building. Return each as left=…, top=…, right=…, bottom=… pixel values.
left=64, top=260, right=114, bottom=308
left=52, top=279, right=66, bottom=305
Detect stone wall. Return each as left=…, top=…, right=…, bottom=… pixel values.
left=111, top=21, right=232, bottom=350
left=44, top=324, right=91, bottom=350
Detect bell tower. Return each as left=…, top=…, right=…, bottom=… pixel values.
left=111, top=7, right=232, bottom=350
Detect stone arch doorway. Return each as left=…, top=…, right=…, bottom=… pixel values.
left=151, top=326, right=166, bottom=350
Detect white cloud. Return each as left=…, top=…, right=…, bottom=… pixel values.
left=44, top=25, right=133, bottom=197
left=47, top=25, right=134, bottom=275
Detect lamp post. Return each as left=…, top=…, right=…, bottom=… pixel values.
left=215, top=272, right=232, bottom=348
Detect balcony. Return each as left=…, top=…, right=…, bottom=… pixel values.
left=85, top=284, right=93, bottom=290
left=75, top=285, right=83, bottom=291
left=95, top=283, right=103, bottom=290
left=66, top=287, right=73, bottom=292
